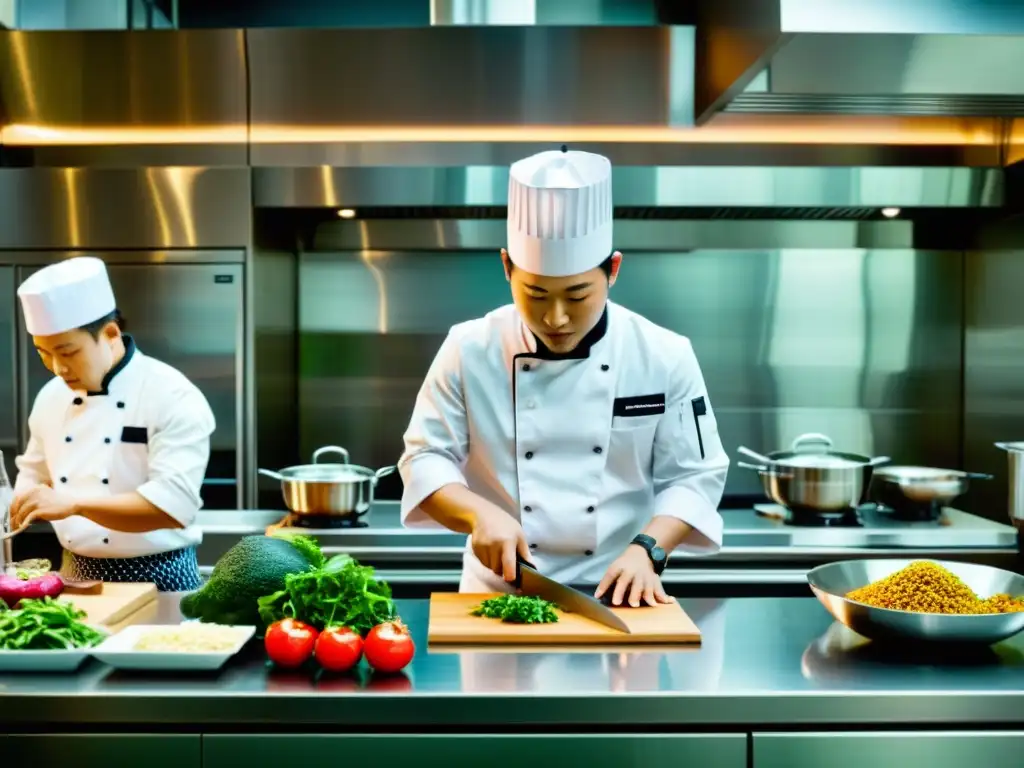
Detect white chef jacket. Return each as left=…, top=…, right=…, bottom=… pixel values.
left=399, top=301, right=729, bottom=592
left=14, top=337, right=215, bottom=559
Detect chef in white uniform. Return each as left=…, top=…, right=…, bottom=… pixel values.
left=398, top=147, right=730, bottom=606
left=9, top=257, right=216, bottom=591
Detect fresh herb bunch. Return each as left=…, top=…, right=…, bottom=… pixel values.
left=0, top=597, right=107, bottom=650
left=257, top=547, right=396, bottom=637
left=471, top=594, right=560, bottom=624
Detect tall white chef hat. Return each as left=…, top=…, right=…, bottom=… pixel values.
left=507, top=147, right=613, bottom=277
left=17, top=257, right=117, bottom=336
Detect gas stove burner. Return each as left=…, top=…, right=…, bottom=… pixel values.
left=754, top=503, right=863, bottom=527
left=265, top=514, right=368, bottom=534
left=873, top=501, right=944, bottom=523
left=787, top=506, right=863, bottom=527
left=289, top=515, right=368, bottom=529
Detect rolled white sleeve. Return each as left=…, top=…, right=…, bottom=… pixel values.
left=398, top=330, right=469, bottom=528
left=651, top=338, right=729, bottom=554
left=136, top=387, right=216, bottom=527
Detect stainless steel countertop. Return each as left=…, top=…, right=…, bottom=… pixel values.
left=4, top=592, right=1024, bottom=728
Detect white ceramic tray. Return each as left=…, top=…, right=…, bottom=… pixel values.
left=0, top=623, right=109, bottom=673
left=90, top=624, right=256, bottom=671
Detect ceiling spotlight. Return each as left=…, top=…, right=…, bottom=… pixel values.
left=337, top=208, right=356, bottom=219
left=881, top=207, right=901, bottom=218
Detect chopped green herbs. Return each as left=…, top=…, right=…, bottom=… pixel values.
left=471, top=594, right=559, bottom=624
left=0, top=597, right=107, bottom=650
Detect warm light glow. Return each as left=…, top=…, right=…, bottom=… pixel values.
left=0, top=124, right=248, bottom=146
left=1009, top=118, right=1024, bottom=166
left=0, top=115, right=1001, bottom=148
left=337, top=208, right=356, bottom=219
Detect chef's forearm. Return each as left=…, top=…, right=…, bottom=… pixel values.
left=641, top=515, right=693, bottom=553
left=72, top=493, right=185, bottom=533
left=419, top=483, right=499, bottom=535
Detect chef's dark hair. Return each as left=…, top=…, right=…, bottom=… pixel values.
left=79, top=308, right=125, bottom=338
left=507, top=254, right=615, bottom=278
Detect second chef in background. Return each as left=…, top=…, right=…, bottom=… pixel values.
left=9, top=257, right=216, bottom=591
left=398, top=147, right=730, bottom=606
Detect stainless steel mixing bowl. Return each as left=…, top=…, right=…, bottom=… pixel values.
left=807, top=559, right=1024, bottom=645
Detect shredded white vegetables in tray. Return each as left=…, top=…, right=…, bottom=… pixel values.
left=133, top=624, right=245, bottom=653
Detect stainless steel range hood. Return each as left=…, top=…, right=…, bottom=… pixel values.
left=694, top=0, right=1024, bottom=122
left=0, top=0, right=1022, bottom=172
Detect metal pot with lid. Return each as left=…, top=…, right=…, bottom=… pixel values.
left=258, top=445, right=396, bottom=520
left=738, top=433, right=890, bottom=515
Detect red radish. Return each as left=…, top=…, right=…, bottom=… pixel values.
left=0, top=573, right=64, bottom=607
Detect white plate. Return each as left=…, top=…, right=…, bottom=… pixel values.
left=0, top=623, right=109, bottom=673
left=90, top=624, right=256, bottom=671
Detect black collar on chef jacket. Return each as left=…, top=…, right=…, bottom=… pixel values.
left=86, top=334, right=137, bottom=397
left=524, top=306, right=609, bottom=361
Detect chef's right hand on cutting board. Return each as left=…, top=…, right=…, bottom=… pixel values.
left=471, top=503, right=534, bottom=584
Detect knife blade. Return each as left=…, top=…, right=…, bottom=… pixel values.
left=514, top=557, right=631, bottom=634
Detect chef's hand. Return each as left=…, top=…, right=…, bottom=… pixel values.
left=9, top=486, right=77, bottom=532
left=595, top=545, right=675, bottom=608
left=471, top=505, right=533, bottom=583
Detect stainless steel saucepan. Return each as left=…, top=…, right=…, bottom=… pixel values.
left=258, top=445, right=396, bottom=521
left=738, top=433, right=891, bottom=514
left=868, top=465, right=992, bottom=510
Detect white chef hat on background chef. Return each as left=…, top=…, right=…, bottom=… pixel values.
left=17, top=256, right=117, bottom=336
left=507, top=147, right=613, bottom=277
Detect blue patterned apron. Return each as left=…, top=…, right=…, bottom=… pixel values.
left=61, top=546, right=201, bottom=592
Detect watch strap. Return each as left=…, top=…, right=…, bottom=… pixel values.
left=630, top=534, right=666, bottom=574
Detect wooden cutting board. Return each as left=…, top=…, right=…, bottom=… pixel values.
left=62, top=582, right=158, bottom=629
left=428, top=593, right=702, bottom=645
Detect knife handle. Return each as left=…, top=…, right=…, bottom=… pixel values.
left=512, top=554, right=530, bottom=590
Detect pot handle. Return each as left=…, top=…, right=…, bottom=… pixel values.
left=737, top=461, right=793, bottom=478
left=313, top=446, right=350, bottom=465
left=791, top=433, right=833, bottom=453
left=373, top=465, right=397, bottom=483
left=964, top=472, right=994, bottom=480
left=258, top=468, right=285, bottom=481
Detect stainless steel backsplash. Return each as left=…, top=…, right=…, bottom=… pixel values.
left=265, top=246, right=966, bottom=508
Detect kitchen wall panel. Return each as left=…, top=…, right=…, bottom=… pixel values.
left=296, top=248, right=964, bottom=502
left=964, top=249, right=1024, bottom=523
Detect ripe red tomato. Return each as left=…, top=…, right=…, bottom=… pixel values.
left=264, top=618, right=319, bottom=669
left=314, top=626, right=363, bottom=672
left=363, top=619, right=415, bottom=674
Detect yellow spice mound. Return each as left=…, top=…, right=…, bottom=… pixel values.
left=845, top=561, right=1024, bottom=615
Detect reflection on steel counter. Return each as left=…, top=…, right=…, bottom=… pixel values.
left=454, top=599, right=726, bottom=695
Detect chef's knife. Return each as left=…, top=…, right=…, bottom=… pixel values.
left=513, top=557, right=631, bottom=634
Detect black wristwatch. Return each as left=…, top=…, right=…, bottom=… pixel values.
left=630, top=534, right=667, bottom=575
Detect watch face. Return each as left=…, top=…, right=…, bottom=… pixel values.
left=652, top=546, right=666, bottom=564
